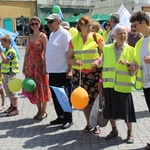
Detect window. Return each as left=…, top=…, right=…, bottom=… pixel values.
left=15, top=16, right=30, bottom=36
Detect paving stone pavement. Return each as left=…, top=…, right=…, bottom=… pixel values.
left=0, top=47, right=150, bottom=150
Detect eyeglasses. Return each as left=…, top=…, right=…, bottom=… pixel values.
left=30, top=22, right=39, bottom=26
left=106, top=24, right=111, bottom=26
left=82, top=24, right=93, bottom=28
left=47, top=20, right=57, bottom=24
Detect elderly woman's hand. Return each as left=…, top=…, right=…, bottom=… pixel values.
left=144, top=56, right=150, bottom=64
left=92, top=58, right=101, bottom=71
left=128, top=62, right=139, bottom=74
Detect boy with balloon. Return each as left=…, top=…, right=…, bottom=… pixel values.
left=0, top=34, right=19, bottom=116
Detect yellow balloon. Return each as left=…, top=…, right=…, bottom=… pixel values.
left=8, top=78, right=22, bottom=92
left=69, top=27, right=78, bottom=38
left=71, top=86, right=89, bottom=110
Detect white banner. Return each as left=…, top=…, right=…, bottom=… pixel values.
left=117, top=4, right=131, bottom=29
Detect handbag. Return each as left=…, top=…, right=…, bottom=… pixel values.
left=97, top=91, right=108, bottom=127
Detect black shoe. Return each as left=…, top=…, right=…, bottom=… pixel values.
left=61, top=122, right=73, bottom=129
left=50, top=118, right=63, bottom=125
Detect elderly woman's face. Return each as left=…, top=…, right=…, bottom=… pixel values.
left=114, top=28, right=127, bottom=44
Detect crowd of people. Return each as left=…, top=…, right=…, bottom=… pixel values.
left=0, top=10, right=150, bottom=149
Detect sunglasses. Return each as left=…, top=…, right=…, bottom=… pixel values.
left=30, top=22, right=39, bottom=26
left=47, top=20, right=57, bottom=24
left=106, top=24, right=111, bottom=26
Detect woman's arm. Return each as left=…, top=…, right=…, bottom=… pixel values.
left=42, top=33, right=48, bottom=75
left=22, top=37, right=29, bottom=74
left=67, top=45, right=82, bottom=66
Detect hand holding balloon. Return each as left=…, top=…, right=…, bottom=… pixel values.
left=75, top=60, right=83, bottom=66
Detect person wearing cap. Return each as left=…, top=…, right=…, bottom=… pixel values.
left=45, top=13, right=73, bottom=129
left=106, top=13, right=120, bottom=44
left=61, top=21, right=70, bottom=31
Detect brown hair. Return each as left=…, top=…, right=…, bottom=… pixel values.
left=92, top=21, right=101, bottom=32
left=130, top=11, right=149, bottom=26
left=76, top=16, right=93, bottom=32
left=29, top=16, right=44, bottom=34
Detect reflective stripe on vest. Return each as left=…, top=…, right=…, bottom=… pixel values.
left=74, top=49, right=98, bottom=54
left=116, top=81, right=134, bottom=86
left=103, top=68, right=115, bottom=71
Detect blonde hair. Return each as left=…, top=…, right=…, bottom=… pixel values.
left=0, top=34, right=11, bottom=44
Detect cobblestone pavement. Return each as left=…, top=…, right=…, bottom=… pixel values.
left=0, top=48, right=150, bottom=150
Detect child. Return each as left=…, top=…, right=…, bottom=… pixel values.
left=0, top=34, right=19, bottom=116
left=0, top=63, right=5, bottom=111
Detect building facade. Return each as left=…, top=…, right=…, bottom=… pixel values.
left=37, top=0, right=134, bottom=20
left=0, top=0, right=36, bottom=34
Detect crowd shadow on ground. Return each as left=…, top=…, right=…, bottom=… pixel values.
left=0, top=117, right=127, bottom=150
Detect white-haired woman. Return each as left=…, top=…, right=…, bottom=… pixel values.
left=99, top=26, right=136, bottom=144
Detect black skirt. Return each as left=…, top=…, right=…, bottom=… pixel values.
left=103, top=88, right=136, bottom=123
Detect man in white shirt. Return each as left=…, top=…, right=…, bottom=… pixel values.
left=45, top=14, right=73, bottom=129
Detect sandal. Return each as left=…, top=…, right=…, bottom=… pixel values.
left=4, top=107, right=13, bottom=113
left=93, top=126, right=101, bottom=134
left=33, top=111, right=41, bottom=119
left=127, top=133, right=134, bottom=144
left=83, top=125, right=92, bottom=133
left=7, top=110, right=19, bottom=116
left=38, top=112, right=48, bottom=120
left=0, top=106, right=5, bottom=111
left=145, top=143, right=150, bottom=150
left=105, top=130, right=118, bottom=140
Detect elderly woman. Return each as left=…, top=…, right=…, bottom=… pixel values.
left=99, top=26, right=136, bottom=143
left=67, top=16, right=105, bottom=134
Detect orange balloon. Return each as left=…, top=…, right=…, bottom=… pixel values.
left=71, top=86, right=89, bottom=110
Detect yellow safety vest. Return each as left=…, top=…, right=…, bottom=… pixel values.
left=72, top=33, right=101, bottom=70
left=134, top=38, right=143, bottom=89
left=102, top=30, right=111, bottom=43
left=1, top=49, right=19, bottom=74
left=102, top=43, right=135, bottom=93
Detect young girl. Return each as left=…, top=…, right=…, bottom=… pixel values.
left=0, top=64, right=5, bottom=111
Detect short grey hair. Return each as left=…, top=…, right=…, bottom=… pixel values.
left=110, top=13, right=120, bottom=23
left=112, top=25, right=127, bottom=36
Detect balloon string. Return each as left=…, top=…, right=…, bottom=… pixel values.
left=79, top=65, right=81, bottom=86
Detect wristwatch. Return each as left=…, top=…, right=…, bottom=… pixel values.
left=126, top=63, right=131, bottom=67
